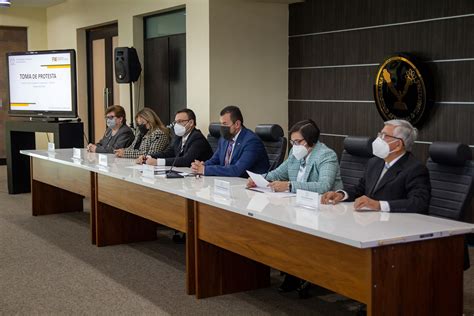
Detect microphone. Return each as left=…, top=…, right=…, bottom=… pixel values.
left=264, top=159, right=278, bottom=181
left=263, top=147, right=284, bottom=180
left=166, top=142, right=185, bottom=178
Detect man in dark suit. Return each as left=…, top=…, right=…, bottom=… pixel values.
left=322, top=119, right=430, bottom=213
left=137, top=108, right=213, bottom=167
left=191, top=105, right=269, bottom=177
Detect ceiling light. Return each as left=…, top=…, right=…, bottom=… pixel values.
left=0, top=0, right=11, bottom=8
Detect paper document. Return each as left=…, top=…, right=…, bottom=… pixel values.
left=126, top=165, right=167, bottom=171
left=246, top=170, right=269, bottom=188
left=246, top=170, right=295, bottom=197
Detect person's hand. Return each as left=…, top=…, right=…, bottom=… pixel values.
left=86, top=143, right=96, bottom=152
left=114, top=148, right=125, bottom=157
left=354, top=195, right=381, bottom=211
left=135, top=155, right=145, bottom=164
left=321, top=191, right=344, bottom=205
left=191, top=160, right=205, bottom=174
left=146, top=157, right=157, bottom=165
left=267, top=181, right=289, bottom=192
left=247, top=178, right=256, bottom=188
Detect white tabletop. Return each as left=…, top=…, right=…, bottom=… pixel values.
left=21, top=149, right=474, bottom=249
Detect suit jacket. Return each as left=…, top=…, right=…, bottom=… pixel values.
left=150, top=128, right=213, bottom=167
left=347, top=153, right=431, bottom=213
left=122, top=128, right=170, bottom=159
left=266, top=141, right=343, bottom=193
left=95, top=124, right=134, bottom=153
left=204, top=127, right=269, bottom=177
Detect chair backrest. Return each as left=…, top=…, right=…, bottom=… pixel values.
left=340, top=136, right=375, bottom=195
left=427, top=142, right=473, bottom=220
left=255, top=124, right=287, bottom=171
left=207, top=122, right=221, bottom=153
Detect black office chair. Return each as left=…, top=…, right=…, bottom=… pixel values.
left=339, top=136, right=375, bottom=196
left=207, top=122, right=221, bottom=153
left=255, top=124, right=287, bottom=171
left=427, top=141, right=473, bottom=270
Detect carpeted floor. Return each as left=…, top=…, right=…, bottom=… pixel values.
left=0, top=165, right=472, bottom=315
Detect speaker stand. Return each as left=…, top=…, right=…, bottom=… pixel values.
left=129, top=82, right=134, bottom=128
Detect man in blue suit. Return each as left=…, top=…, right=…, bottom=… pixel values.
left=191, top=105, right=269, bottom=177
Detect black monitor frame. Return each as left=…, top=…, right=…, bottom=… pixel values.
left=6, top=49, right=78, bottom=119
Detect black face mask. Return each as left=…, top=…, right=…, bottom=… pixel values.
left=138, top=124, right=148, bottom=135
left=220, top=125, right=233, bottom=141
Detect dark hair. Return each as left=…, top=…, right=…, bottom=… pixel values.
left=220, top=105, right=244, bottom=125
left=176, top=108, right=197, bottom=125
left=106, top=105, right=127, bottom=123
left=289, top=119, right=320, bottom=147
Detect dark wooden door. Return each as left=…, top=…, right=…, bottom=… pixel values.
left=144, top=33, right=186, bottom=125
left=0, top=26, right=27, bottom=164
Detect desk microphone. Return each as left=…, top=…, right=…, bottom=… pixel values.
left=166, top=144, right=184, bottom=178
left=263, top=148, right=284, bottom=180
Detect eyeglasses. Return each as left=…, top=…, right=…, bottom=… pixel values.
left=377, top=132, right=404, bottom=144
left=289, top=139, right=305, bottom=146
left=173, top=119, right=190, bottom=126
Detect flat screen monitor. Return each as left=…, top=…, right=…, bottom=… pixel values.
left=6, top=49, right=78, bottom=118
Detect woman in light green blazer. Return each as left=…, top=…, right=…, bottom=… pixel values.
left=248, top=119, right=343, bottom=193
left=247, top=119, right=343, bottom=298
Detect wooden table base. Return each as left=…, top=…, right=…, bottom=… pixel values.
left=194, top=202, right=464, bottom=315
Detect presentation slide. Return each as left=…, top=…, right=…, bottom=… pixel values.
left=8, top=52, right=73, bottom=112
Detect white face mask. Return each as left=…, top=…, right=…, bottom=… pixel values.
left=372, top=137, right=398, bottom=159
left=106, top=118, right=116, bottom=129
left=173, top=123, right=187, bottom=137
left=292, top=145, right=308, bottom=160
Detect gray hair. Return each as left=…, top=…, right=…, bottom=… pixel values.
left=384, top=119, right=418, bottom=152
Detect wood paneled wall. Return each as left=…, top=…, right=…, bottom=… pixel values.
left=0, top=26, right=27, bottom=164
left=288, top=0, right=474, bottom=222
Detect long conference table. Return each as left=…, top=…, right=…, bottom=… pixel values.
left=21, top=148, right=474, bottom=315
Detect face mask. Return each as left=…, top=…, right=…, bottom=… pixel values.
left=372, top=137, right=398, bottom=159
left=220, top=125, right=233, bottom=141
left=174, top=123, right=187, bottom=137
left=292, top=145, right=308, bottom=160
left=138, top=123, right=148, bottom=135
left=106, top=118, right=116, bottom=129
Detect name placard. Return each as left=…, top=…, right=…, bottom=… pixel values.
left=142, top=164, right=155, bottom=179
left=296, top=189, right=319, bottom=209
left=47, top=142, right=55, bottom=152
left=98, top=154, right=108, bottom=167
left=72, top=148, right=82, bottom=160
left=214, top=179, right=231, bottom=197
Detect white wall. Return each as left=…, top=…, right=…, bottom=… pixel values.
left=0, top=6, right=47, bottom=50
left=2, top=0, right=290, bottom=144
left=0, top=6, right=51, bottom=149
left=209, top=0, right=288, bottom=134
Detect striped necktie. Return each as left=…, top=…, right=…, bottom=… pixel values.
left=224, top=140, right=234, bottom=166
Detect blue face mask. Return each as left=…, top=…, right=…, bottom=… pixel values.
left=106, top=118, right=116, bottom=129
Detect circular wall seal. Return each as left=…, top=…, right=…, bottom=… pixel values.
left=374, top=55, right=430, bottom=126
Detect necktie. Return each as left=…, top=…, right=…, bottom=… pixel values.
left=224, top=140, right=234, bottom=166
left=373, top=163, right=390, bottom=193
left=180, top=139, right=185, bottom=154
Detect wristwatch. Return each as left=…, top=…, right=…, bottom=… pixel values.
left=288, top=182, right=292, bottom=192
